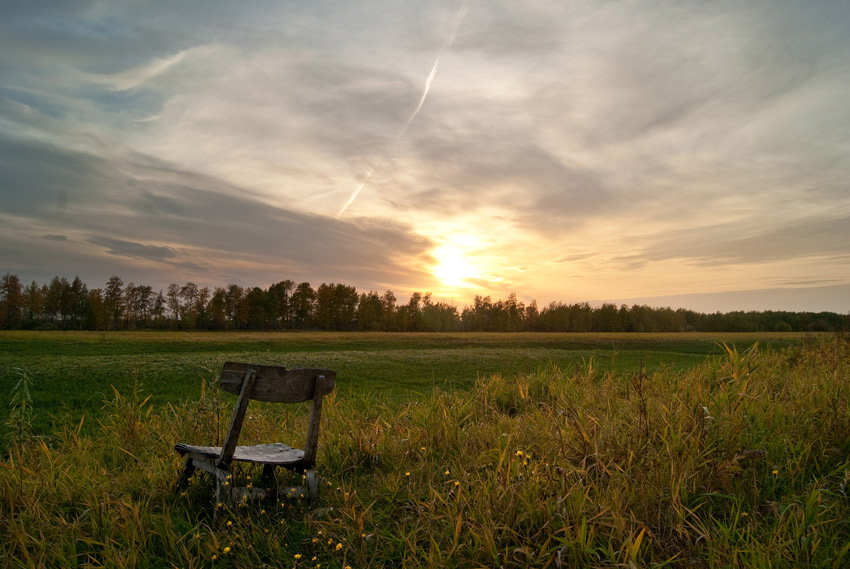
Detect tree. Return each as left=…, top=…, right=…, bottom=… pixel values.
left=104, top=276, right=124, bottom=330
left=180, top=282, right=199, bottom=329
left=87, top=288, right=106, bottom=330
left=196, top=286, right=211, bottom=329
left=68, top=276, right=88, bottom=330
left=335, top=283, right=359, bottom=331
left=136, top=285, right=154, bottom=327
left=269, top=280, right=294, bottom=329
left=166, top=283, right=182, bottom=326
left=208, top=287, right=227, bottom=330
left=225, top=284, right=247, bottom=329
left=464, top=295, right=493, bottom=331
left=594, top=303, right=620, bottom=332
left=524, top=299, right=539, bottom=331
left=43, top=276, right=67, bottom=326
left=152, top=291, right=167, bottom=328
left=0, top=273, right=24, bottom=329
left=356, top=291, right=384, bottom=331
left=291, top=282, right=315, bottom=329
left=422, top=298, right=459, bottom=331
left=315, top=283, right=358, bottom=331
left=381, top=290, right=397, bottom=331
left=23, top=280, right=44, bottom=326
left=124, top=282, right=140, bottom=328
left=398, top=292, right=426, bottom=331
left=246, top=287, right=269, bottom=329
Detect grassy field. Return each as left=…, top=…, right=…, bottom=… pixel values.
left=2, top=331, right=848, bottom=567
left=0, top=330, right=800, bottom=437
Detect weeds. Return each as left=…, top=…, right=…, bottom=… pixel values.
left=1, top=335, right=848, bottom=567
left=5, top=368, right=34, bottom=445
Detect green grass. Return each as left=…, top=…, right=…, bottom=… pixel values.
left=3, top=331, right=847, bottom=567
left=0, top=330, right=800, bottom=439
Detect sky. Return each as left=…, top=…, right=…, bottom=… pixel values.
left=1, top=0, right=849, bottom=313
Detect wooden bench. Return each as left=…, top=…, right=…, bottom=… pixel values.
left=175, top=362, right=336, bottom=504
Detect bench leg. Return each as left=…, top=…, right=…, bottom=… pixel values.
left=214, top=466, right=233, bottom=506
left=305, top=468, right=319, bottom=498
left=262, top=464, right=275, bottom=485
left=175, top=457, right=196, bottom=491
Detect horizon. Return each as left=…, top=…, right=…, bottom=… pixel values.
left=2, top=1, right=849, bottom=314
left=6, top=271, right=849, bottom=316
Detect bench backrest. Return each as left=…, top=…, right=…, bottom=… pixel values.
left=220, top=362, right=336, bottom=402
left=217, top=362, right=336, bottom=467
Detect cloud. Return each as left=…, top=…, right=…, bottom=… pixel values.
left=1, top=0, right=849, bottom=310
left=85, top=236, right=178, bottom=261
left=0, top=131, right=432, bottom=291
left=639, top=215, right=850, bottom=267
left=80, top=50, right=190, bottom=91
left=606, top=283, right=850, bottom=314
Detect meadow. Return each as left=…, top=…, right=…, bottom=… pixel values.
left=1, top=331, right=848, bottom=567
left=0, top=330, right=797, bottom=436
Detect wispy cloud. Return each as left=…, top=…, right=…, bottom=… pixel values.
left=86, top=236, right=178, bottom=261
left=79, top=50, right=191, bottom=91
left=337, top=0, right=470, bottom=218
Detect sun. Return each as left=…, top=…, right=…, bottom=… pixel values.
left=431, top=245, right=477, bottom=287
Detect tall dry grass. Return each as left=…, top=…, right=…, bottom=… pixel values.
left=1, top=335, right=848, bottom=567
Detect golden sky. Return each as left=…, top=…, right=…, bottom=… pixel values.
left=1, top=1, right=849, bottom=312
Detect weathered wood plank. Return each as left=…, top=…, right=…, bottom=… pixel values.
left=302, top=375, right=326, bottom=466
left=175, top=442, right=304, bottom=465
left=221, top=362, right=336, bottom=403
left=218, top=368, right=256, bottom=467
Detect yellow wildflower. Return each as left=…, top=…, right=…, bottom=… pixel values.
left=295, top=553, right=302, bottom=559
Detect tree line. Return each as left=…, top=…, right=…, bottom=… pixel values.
left=0, top=273, right=846, bottom=333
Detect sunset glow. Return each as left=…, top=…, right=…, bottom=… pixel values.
left=1, top=1, right=848, bottom=313
left=431, top=244, right=478, bottom=288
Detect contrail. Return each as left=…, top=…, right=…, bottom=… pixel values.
left=337, top=0, right=469, bottom=218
